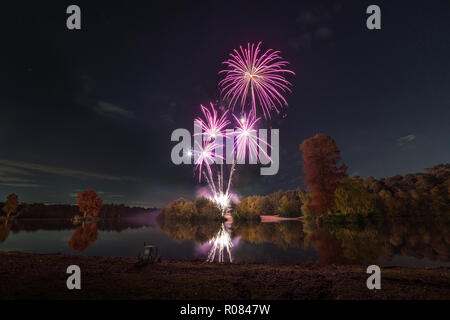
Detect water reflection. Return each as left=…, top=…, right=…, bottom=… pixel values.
left=0, top=222, right=11, bottom=244
left=206, top=223, right=233, bottom=263
left=0, top=214, right=448, bottom=267
left=158, top=218, right=221, bottom=243
left=68, top=222, right=98, bottom=252
left=233, top=221, right=304, bottom=249
left=305, top=229, right=382, bottom=265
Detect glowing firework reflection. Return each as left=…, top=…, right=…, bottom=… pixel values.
left=219, top=42, right=295, bottom=119
left=207, top=223, right=233, bottom=263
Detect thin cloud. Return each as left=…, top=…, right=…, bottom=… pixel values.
left=76, top=75, right=135, bottom=120
left=94, top=100, right=135, bottom=119
left=0, top=165, right=39, bottom=187
left=0, top=165, right=34, bottom=176
left=0, top=159, right=142, bottom=182
left=397, top=134, right=416, bottom=148
left=0, top=183, right=41, bottom=188
left=0, top=176, right=33, bottom=183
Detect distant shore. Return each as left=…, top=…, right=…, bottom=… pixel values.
left=0, top=251, right=448, bottom=300
left=223, top=214, right=303, bottom=223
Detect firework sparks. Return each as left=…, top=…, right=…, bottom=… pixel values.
left=212, top=191, right=231, bottom=213
left=219, top=42, right=295, bottom=119
left=193, top=103, right=234, bottom=214
left=194, top=140, right=222, bottom=183
left=233, top=113, right=271, bottom=163
left=207, top=223, right=233, bottom=263
left=195, top=103, right=230, bottom=141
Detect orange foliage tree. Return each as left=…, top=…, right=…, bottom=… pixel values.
left=77, top=190, right=103, bottom=218
left=300, top=134, right=347, bottom=215
left=2, top=193, right=19, bottom=219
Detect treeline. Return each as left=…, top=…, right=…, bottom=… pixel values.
left=233, top=163, right=449, bottom=221
left=1, top=203, right=157, bottom=219
left=299, top=134, right=450, bottom=218
left=159, top=197, right=223, bottom=222
left=364, top=163, right=450, bottom=216
left=231, top=189, right=305, bottom=221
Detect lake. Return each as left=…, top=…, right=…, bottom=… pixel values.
left=0, top=213, right=449, bottom=267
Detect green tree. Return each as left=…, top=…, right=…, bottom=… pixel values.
left=278, top=195, right=301, bottom=217
left=335, top=177, right=375, bottom=215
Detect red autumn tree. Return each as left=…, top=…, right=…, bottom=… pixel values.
left=77, top=189, right=103, bottom=218
left=2, top=193, right=19, bottom=219
left=300, top=134, right=347, bottom=215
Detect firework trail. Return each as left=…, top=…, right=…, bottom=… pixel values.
left=193, top=104, right=274, bottom=214
left=194, top=140, right=222, bottom=183
left=232, top=113, right=271, bottom=164
left=193, top=104, right=232, bottom=213
left=219, top=42, right=295, bottom=119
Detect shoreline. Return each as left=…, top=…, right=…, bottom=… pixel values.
left=260, top=215, right=303, bottom=222
left=0, top=251, right=449, bottom=300
left=223, top=214, right=303, bottom=223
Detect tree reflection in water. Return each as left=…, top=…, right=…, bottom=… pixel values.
left=68, top=222, right=98, bottom=252
left=0, top=222, right=11, bottom=244
left=206, top=223, right=233, bottom=263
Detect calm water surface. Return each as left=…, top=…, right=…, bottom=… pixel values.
left=0, top=213, right=449, bottom=268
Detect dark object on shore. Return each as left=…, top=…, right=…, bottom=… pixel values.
left=135, top=242, right=160, bottom=267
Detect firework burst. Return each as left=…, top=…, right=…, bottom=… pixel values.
left=219, top=42, right=295, bottom=119
left=195, top=103, right=230, bottom=141
left=233, top=113, right=271, bottom=163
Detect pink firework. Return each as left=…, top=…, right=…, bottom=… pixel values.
left=195, top=103, right=230, bottom=141
left=233, top=113, right=271, bottom=163
left=219, top=42, right=295, bottom=119
left=194, top=140, right=223, bottom=182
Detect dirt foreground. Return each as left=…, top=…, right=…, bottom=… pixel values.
left=0, top=251, right=449, bottom=300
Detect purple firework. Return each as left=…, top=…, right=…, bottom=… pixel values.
left=195, top=103, right=230, bottom=141
left=219, top=42, right=295, bottom=119
left=233, top=113, right=271, bottom=163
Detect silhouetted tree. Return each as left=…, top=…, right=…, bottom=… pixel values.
left=300, top=134, right=347, bottom=215
left=77, top=190, right=103, bottom=218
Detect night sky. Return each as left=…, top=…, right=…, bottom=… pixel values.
left=2, top=0, right=449, bottom=207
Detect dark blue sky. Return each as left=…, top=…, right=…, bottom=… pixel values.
left=1, top=0, right=449, bottom=207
